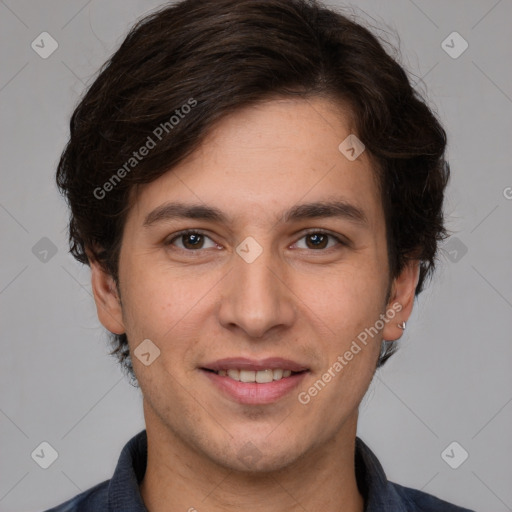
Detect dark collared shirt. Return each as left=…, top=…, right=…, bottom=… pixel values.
left=44, top=430, right=474, bottom=511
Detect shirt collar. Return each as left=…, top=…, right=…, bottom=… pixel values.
left=107, top=430, right=149, bottom=511
left=355, top=437, right=409, bottom=511
left=107, top=430, right=408, bottom=512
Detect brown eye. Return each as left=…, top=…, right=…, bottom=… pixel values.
left=294, top=231, right=343, bottom=250
left=181, top=233, right=204, bottom=249
left=305, top=233, right=329, bottom=249
left=166, top=231, right=217, bottom=250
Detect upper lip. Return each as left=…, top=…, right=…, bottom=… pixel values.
left=201, top=357, right=309, bottom=372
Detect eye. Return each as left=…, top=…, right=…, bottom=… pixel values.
left=293, top=231, right=345, bottom=250
left=164, top=229, right=346, bottom=252
left=166, top=230, right=219, bottom=250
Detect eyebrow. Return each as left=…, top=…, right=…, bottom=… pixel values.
left=142, top=200, right=369, bottom=228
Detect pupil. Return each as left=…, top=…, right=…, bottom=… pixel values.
left=185, top=233, right=202, bottom=248
left=308, top=233, right=327, bottom=249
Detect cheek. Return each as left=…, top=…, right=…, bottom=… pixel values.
left=295, top=259, right=386, bottom=403
left=120, top=257, right=195, bottom=329
left=120, top=264, right=213, bottom=371
left=300, top=258, right=387, bottom=329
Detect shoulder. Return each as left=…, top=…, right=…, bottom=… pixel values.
left=42, top=479, right=109, bottom=512
left=390, top=481, right=476, bottom=512
left=355, top=437, right=474, bottom=512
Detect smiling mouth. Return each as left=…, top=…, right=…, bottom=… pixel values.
left=201, top=368, right=307, bottom=383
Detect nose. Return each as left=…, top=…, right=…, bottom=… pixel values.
left=217, top=243, right=296, bottom=339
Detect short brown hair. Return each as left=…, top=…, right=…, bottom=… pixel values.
left=56, top=0, right=450, bottom=381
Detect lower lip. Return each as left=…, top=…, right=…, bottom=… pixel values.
left=201, top=370, right=308, bottom=405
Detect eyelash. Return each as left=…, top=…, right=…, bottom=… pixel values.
left=165, top=229, right=347, bottom=252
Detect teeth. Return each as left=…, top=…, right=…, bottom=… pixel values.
left=273, top=368, right=283, bottom=380
left=217, top=368, right=296, bottom=382
left=227, top=369, right=239, bottom=381
left=239, top=370, right=256, bottom=383
left=256, top=369, right=273, bottom=383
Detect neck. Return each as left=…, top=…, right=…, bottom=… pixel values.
left=140, top=405, right=364, bottom=512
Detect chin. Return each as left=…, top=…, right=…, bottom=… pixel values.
left=209, top=437, right=308, bottom=474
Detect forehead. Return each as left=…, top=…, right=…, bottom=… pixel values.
left=127, top=97, right=383, bottom=229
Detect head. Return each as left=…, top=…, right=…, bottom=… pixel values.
left=56, top=0, right=449, bottom=471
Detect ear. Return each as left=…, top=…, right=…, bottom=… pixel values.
left=382, top=258, right=420, bottom=342
left=88, top=254, right=125, bottom=335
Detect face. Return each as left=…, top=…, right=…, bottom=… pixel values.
left=91, top=96, right=418, bottom=472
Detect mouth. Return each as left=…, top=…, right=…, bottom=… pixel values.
left=202, top=367, right=306, bottom=383
left=200, top=357, right=309, bottom=404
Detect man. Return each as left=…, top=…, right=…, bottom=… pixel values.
left=47, top=0, right=474, bottom=510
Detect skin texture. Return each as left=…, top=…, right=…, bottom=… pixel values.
left=89, top=97, right=419, bottom=512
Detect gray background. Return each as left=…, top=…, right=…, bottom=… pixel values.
left=1, top=1, right=511, bottom=511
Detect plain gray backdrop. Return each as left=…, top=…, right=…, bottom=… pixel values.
left=1, top=1, right=511, bottom=511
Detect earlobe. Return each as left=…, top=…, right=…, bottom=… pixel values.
left=382, top=259, right=420, bottom=342
left=89, top=257, right=126, bottom=335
